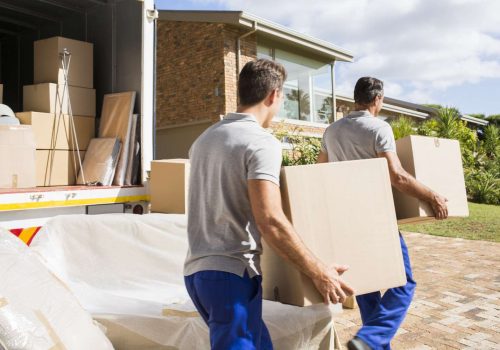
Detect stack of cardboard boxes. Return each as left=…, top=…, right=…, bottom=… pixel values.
left=17, top=36, right=96, bottom=186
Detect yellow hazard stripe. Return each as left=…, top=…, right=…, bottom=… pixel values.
left=18, top=227, right=38, bottom=244
left=0, top=195, right=150, bottom=211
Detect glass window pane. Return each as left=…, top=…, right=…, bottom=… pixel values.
left=257, top=44, right=273, bottom=60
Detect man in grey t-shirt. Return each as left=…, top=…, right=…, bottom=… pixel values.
left=184, top=59, right=354, bottom=350
left=318, top=77, right=448, bottom=350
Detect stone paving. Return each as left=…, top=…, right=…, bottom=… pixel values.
left=336, top=231, right=500, bottom=349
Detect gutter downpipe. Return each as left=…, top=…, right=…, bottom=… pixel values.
left=236, top=21, right=258, bottom=78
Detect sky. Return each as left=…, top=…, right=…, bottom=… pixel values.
left=156, top=0, right=500, bottom=117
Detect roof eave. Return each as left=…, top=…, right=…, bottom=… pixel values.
left=157, top=10, right=354, bottom=62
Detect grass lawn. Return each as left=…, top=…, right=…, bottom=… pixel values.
left=400, top=202, right=500, bottom=242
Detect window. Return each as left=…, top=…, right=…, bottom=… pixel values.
left=257, top=44, right=333, bottom=124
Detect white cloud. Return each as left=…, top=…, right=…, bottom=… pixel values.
left=194, top=0, right=500, bottom=109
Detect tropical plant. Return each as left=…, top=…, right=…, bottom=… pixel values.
left=389, top=116, right=416, bottom=140
left=483, top=125, right=500, bottom=158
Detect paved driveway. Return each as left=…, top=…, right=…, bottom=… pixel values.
left=336, top=231, right=500, bottom=349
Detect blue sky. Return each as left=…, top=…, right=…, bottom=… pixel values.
left=157, top=0, right=500, bottom=117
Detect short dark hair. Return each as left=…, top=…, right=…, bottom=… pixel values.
left=238, top=59, right=287, bottom=106
left=354, top=77, right=384, bottom=106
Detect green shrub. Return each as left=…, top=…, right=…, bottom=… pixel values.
left=389, top=116, right=416, bottom=140
left=273, top=122, right=321, bottom=166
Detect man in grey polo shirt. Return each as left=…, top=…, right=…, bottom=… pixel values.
left=184, top=59, right=354, bottom=350
left=318, top=77, right=448, bottom=350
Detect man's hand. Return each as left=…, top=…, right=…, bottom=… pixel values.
left=311, top=264, right=354, bottom=305
left=430, top=193, right=448, bottom=220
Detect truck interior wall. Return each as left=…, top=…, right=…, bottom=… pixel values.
left=87, top=0, right=142, bottom=121
left=1, top=0, right=142, bottom=119
left=0, top=12, right=86, bottom=112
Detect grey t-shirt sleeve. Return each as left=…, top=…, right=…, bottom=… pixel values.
left=247, top=137, right=282, bottom=186
left=320, top=134, right=327, bottom=153
left=375, top=125, right=396, bottom=153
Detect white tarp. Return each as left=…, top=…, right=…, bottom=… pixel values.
left=30, top=214, right=342, bottom=350
left=0, top=229, right=114, bottom=350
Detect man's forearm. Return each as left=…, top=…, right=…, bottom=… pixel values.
left=259, top=213, right=324, bottom=279
left=393, top=170, right=435, bottom=203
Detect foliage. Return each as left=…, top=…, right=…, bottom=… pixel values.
left=486, top=114, right=500, bottom=126
left=483, top=124, right=500, bottom=158
left=469, top=113, right=486, bottom=119
left=389, top=116, right=416, bottom=140
left=272, top=122, right=321, bottom=166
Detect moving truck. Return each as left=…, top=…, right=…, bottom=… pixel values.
left=0, top=0, right=156, bottom=240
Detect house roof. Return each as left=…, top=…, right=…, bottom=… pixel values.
left=460, top=114, right=489, bottom=126
left=158, top=10, right=354, bottom=62
left=336, top=93, right=430, bottom=119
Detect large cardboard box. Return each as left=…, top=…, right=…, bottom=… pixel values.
left=36, top=150, right=85, bottom=186
left=34, top=36, right=93, bottom=89
left=261, top=159, right=406, bottom=307
left=0, top=125, right=36, bottom=188
left=16, top=112, right=95, bottom=150
left=393, top=135, right=469, bottom=224
left=23, top=83, right=96, bottom=117
left=150, top=159, right=190, bottom=214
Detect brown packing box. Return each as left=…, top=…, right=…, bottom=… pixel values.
left=34, top=36, right=93, bottom=89
left=16, top=112, right=95, bottom=151
left=23, top=83, right=96, bottom=117
left=393, top=135, right=469, bottom=224
left=36, top=150, right=85, bottom=186
left=261, top=159, right=406, bottom=307
left=0, top=125, right=36, bottom=188
left=150, top=159, right=190, bottom=214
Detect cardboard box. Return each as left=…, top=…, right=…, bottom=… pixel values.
left=34, top=36, right=93, bottom=89
left=23, top=83, right=96, bottom=117
left=0, top=125, right=36, bottom=188
left=16, top=112, right=95, bottom=150
left=36, top=150, right=85, bottom=186
left=261, top=159, right=406, bottom=307
left=150, top=159, right=190, bottom=214
left=393, top=135, right=469, bottom=224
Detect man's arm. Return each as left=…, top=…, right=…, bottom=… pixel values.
left=317, top=150, right=328, bottom=163
left=378, top=151, right=448, bottom=220
left=248, top=179, right=354, bottom=304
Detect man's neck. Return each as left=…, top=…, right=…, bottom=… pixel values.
left=354, top=104, right=378, bottom=117
left=236, top=105, right=270, bottom=127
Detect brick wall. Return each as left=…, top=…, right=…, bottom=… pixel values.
left=222, top=27, right=257, bottom=114
left=156, top=21, right=257, bottom=129
left=156, top=21, right=226, bottom=129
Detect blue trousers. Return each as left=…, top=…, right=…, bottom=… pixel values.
left=184, top=270, right=273, bottom=350
left=356, top=233, right=416, bottom=350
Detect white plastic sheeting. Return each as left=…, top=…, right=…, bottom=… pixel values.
left=30, top=214, right=342, bottom=350
left=0, top=229, right=114, bottom=350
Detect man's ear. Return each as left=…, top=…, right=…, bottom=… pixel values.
left=264, top=89, right=278, bottom=107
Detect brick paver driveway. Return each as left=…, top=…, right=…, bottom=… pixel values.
left=336, top=231, right=500, bottom=349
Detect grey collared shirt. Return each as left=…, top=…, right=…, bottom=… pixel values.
left=184, top=113, right=282, bottom=277
left=321, top=110, right=396, bottom=161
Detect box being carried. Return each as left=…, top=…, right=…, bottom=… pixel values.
left=34, top=36, right=93, bottom=89
left=150, top=159, right=190, bottom=214
left=261, top=158, right=406, bottom=307
left=393, top=135, right=469, bottom=224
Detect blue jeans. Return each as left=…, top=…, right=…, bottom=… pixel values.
left=356, top=233, right=417, bottom=350
left=184, top=270, right=273, bottom=350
